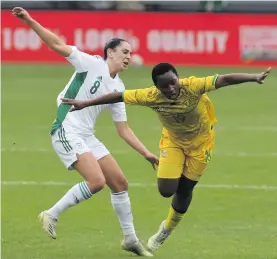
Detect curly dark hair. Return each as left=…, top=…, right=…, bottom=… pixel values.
left=151, top=63, right=178, bottom=85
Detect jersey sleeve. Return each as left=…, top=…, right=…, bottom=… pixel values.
left=65, top=46, right=103, bottom=73
left=122, top=88, right=153, bottom=106
left=108, top=102, right=127, bottom=122
left=108, top=80, right=127, bottom=122
left=185, top=75, right=218, bottom=96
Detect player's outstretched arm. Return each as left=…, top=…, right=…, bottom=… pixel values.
left=215, top=67, right=272, bottom=89
left=61, top=92, right=124, bottom=111
left=12, top=7, right=72, bottom=57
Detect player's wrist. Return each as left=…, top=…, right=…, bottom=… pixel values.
left=25, top=17, right=35, bottom=25
left=250, top=74, right=259, bottom=82
left=254, top=74, right=260, bottom=83
left=141, top=150, right=151, bottom=158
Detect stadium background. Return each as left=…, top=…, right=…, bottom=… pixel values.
left=2, top=1, right=277, bottom=259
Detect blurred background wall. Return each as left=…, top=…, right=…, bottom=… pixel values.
left=2, top=1, right=277, bottom=66
left=2, top=1, right=277, bottom=13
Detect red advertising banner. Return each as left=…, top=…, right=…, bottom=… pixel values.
left=2, top=11, right=277, bottom=66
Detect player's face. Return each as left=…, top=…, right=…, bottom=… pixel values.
left=108, top=41, right=132, bottom=72
left=156, top=71, right=180, bottom=99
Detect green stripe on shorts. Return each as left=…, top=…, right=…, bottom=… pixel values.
left=61, top=128, right=72, bottom=151
left=58, top=129, right=70, bottom=152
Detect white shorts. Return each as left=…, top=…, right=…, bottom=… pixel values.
left=51, top=127, right=110, bottom=170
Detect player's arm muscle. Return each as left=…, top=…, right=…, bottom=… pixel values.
left=85, top=92, right=124, bottom=106
left=25, top=19, right=72, bottom=57
left=12, top=7, right=72, bottom=57
left=215, top=68, right=271, bottom=89
left=61, top=89, right=148, bottom=111
left=114, top=121, right=159, bottom=170
left=114, top=122, right=149, bottom=156
left=62, top=92, right=125, bottom=111
left=215, top=74, right=257, bottom=88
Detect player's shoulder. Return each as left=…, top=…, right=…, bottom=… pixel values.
left=88, top=54, right=105, bottom=66
left=91, top=55, right=104, bottom=62
left=72, top=46, right=105, bottom=62
left=145, top=86, right=158, bottom=94
left=179, top=76, right=198, bottom=86
left=143, top=86, right=159, bottom=99
left=144, top=85, right=157, bottom=91
left=126, top=86, right=157, bottom=98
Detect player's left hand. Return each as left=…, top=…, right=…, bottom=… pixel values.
left=144, top=152, right=159, bottom=170
left=12, top=7, right=32, bottom=23
left=256, top=67, right=271, bottom=84
left=61, top=98, right=88, bottom=112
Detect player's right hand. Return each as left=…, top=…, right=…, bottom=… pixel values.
left=61, top=98, right=88, bottom=112
left=12, top=7, right=32, bottom=22
left=144, top=152, right=159, bottom=170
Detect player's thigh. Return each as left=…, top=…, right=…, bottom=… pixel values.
left=158, top=149, right=184, bottom=179
left=51, top=127, right=105, bottom=190
left=73, top=152, right=105, bottom=191
left=158, top=135, right=186, bottom=196
left=86, top=135, right=127, bottom=192
left=98, top=154, right=128, bottom=193
left=183, top=137, right=214, bottom=181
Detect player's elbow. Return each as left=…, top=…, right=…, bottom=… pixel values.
left=49, top=42, right=72, bottom=57
left=48, top=40, right=62, bottom=50
left=215, top=75, right=229, bottom=88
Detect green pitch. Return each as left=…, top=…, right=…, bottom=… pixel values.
left=2, top=64, right=277, bottom=259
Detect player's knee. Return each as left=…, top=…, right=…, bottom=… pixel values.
left=158, top=178, right=179, bottom=198
left=112, top=175, right=128, bottom=192
left=98, top=177, right=106, bottom=190
left=86, top=176, right=106, bottom=193
left=160, top=191, right=175, bottom=198
left=96, top=177, right=106, bottom=190
left=159, top=188, right=175, bottom=198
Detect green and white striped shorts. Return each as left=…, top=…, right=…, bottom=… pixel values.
left=51, top=127, right=109, bottom=170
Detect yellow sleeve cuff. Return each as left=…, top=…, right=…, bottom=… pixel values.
left=212, top=74, right=219, bottom=88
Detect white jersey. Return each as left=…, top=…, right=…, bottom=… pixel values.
left=51, top=46, right=127, bottom=136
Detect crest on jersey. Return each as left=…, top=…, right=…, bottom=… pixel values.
left=205, top=150, right=212, bottom=162
left=161, top=150, right=167, bottom=157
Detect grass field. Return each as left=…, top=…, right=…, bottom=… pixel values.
left=2, top=64, right=277, bottom=259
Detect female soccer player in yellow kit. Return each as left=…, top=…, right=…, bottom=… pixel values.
left=61, top=63, right=271, bottom=253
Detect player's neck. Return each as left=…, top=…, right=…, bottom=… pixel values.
left=106, top=60, right=118, bottom=79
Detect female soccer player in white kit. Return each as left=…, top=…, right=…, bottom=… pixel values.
left=12, top=7, right=158, bottom=257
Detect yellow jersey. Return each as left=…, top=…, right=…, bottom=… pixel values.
left=123, top=75, right=218, bottom=146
